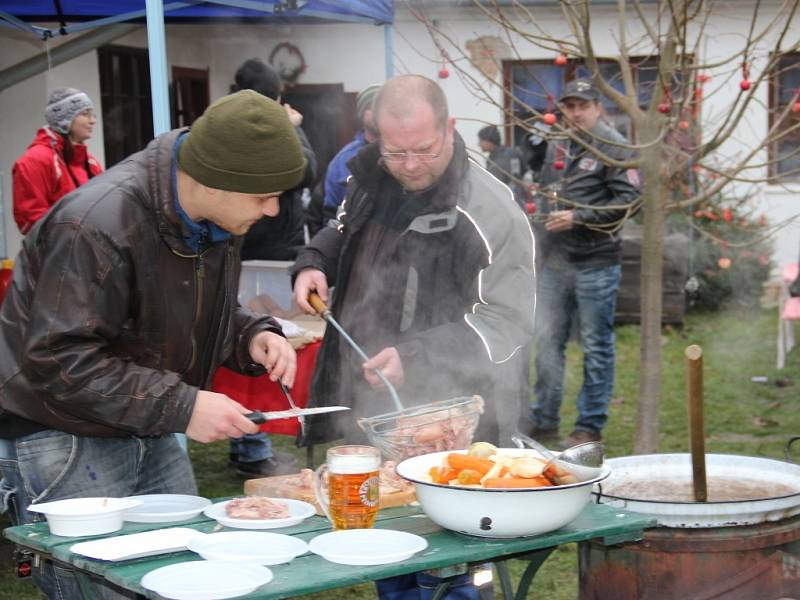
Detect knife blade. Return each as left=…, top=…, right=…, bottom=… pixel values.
left=245, top=406, right=351, bottom=424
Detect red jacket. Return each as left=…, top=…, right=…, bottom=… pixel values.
left=12, top=127, right=103, bottom=234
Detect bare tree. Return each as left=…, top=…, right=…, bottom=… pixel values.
left=408, top=0, right=800, bottom=452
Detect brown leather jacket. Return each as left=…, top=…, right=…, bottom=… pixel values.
left=0, top=129, right=282, bottom=438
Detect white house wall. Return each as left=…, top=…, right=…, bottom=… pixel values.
left=1, top=4, right=797, bottom=268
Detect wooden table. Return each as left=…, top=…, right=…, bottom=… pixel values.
left=4, top=503, right=654, bottom=599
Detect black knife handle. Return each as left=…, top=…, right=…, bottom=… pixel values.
left=244, top=412, right=267, bottom=424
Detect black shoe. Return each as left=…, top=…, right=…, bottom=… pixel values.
left=527, top=425, right=560, bottom=445
left=229, top=450, right=299, bottom=478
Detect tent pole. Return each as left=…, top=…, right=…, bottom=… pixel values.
left=146, top=0, right=171, bottom=135
left=384, top=23, right=394, bottom=80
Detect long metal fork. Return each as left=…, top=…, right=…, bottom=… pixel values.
left=278, top=380, right=306, bottom=438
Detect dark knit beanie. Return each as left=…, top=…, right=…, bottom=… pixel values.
left=178, top=90, right=306, bottom=194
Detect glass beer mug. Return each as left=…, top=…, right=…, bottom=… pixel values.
left=313, top=445, right=380, bottom=530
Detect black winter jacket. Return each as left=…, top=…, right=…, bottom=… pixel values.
left=292, top=134, right=536, bottom=445
left=0, top=129, right=282, bottom=438
left=533, top=121, right=640, bottom=266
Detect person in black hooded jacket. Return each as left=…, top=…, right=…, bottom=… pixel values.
left=227, top=58, right=318, bottom=477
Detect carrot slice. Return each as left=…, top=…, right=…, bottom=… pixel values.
left=483, top=476, right=553, bottom=489
left=446, top=453, right=494, bottom=475
left=429, top=466, right=459, bottom=484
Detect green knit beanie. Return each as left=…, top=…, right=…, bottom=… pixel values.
left=178, top=90, right=306, bottom=194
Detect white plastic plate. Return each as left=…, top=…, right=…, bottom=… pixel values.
left=70, top=528, right=204, bottom=561
left=203, top=498, right=315, bottom=530
left=308, top=529, right=428, bottom=565
left=123, top=494, right=211, bottom=523
left=187, top=531, right=308, bottom=565
left=140, top=560, right=273, bottom=600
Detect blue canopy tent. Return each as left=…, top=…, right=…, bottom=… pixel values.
left=0, top=0, right=395, bottom=134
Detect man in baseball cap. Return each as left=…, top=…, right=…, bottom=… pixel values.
left=527, top=77, right=641, bottom=450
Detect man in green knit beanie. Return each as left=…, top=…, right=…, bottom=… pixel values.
left=0, top=90, right=307, bottom=599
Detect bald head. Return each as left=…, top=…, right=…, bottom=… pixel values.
left=374, top=75, right=449, bottom=132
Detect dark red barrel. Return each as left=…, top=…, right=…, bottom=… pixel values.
left=579, top=514, right=800, bottom=599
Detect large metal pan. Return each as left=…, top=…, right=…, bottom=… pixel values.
left=594, top=453, right=800, bottom=528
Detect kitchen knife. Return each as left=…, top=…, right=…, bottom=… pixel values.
left=245, top=406, right=351, bottom=424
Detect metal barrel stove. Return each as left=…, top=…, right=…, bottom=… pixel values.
left=581, top=453, right=800, bottom=599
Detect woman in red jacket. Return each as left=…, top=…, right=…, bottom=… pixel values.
left=12, top=87, right=103, bottom=234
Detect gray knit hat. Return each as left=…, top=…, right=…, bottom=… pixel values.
left=45, top=88, right=94, bottom=135
left=178, top=90, right=307, bottom=194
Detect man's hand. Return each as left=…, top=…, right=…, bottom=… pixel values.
left=363, top=347, right=404, bottom=388
left=249, top=331, right=296, bottom=387
left=545, top=210, right=575, bottom=232
left=284, top=103, right=303, bottom=127
left=293, top=268, right=329, bottom=315
left=186, top=391, right=259, bottom=443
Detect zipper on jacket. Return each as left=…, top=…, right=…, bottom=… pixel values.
left=187, top=254, right=206, bottom=373
left=169, top=247, right=207, bottom=374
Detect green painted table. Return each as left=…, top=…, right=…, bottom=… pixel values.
left=4, top=502, right=655, bottom=599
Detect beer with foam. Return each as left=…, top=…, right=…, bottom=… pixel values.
left=314, top=445, right=380, bottom=530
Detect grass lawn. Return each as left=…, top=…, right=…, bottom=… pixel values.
left=2, top=305, right=799, bottom=599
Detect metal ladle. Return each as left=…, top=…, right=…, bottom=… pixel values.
left=308, top=292, right=403, bottom=411
left=511, top=432, right=604, bottom=483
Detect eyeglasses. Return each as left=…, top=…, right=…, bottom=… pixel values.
left=380, top=135, right=446, bottom=163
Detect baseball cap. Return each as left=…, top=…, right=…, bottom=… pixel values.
left=559, top=79, right=600, bottom=103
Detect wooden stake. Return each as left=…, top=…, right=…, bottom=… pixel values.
left=685, top=344, right=707, bottom=502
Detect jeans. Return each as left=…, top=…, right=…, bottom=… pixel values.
left=532, top=262, right=621, bottom=433
left=377, top=570, right=491, bottom=600
left=0, top=431, right=197, bottom=599
left=229, top=431, right=274, bottom=462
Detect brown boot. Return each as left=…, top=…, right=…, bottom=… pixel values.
left=562, top=429, right=602, bottom=448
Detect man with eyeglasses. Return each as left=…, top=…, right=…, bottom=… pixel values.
left=294, top=74, right=533, bottom=444
left=293, top=72, right=534, bottom=600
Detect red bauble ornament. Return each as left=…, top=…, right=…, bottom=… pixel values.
left=525, top=201, right=536, bottom=215
left=553, top=160, right=565, bottom=170
left=554, top=54, right=568, bottom=66
left=792, top=101, right=800, bottom=113
left=542, top=112, right=557, bottom=125
left=718, top=257, right=732, bottom=270
left=657, top=102, right=671, bottom=114
left=678, top=120, right=690, bottom=130
left=722, top=208, right=733, bottom=223
left=739, top=79, right=751, bottom=90
left=438, top=67, right=450, bottom=79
